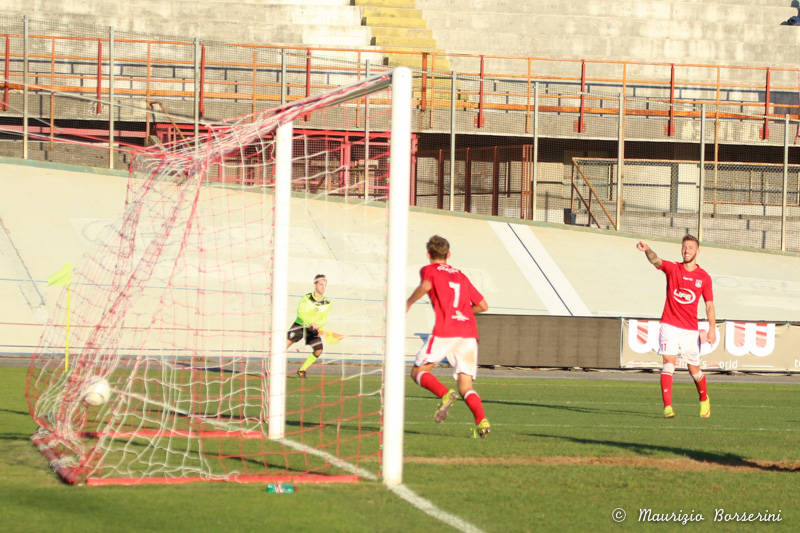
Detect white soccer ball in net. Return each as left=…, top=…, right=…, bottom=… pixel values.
left=82, top=376, right=112, bottom=406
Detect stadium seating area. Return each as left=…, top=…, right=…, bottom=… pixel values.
left=5, top=0, right=374, bottom=48
left=417, top=0, right=799, bottom=75
left=7, top=0, right=799, bottom=75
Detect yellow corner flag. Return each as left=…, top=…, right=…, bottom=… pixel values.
left=48, top=262, right=72, bottom=371
left=48, top=262, right=72, bottom=287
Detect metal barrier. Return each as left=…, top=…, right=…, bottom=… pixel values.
left=3, top=16, right=800, bottom=131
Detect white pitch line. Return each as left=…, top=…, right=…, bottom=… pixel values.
left=277, top=437, right=377, bottom=480
left=282, top=435, right=483, bottom=532
left=280, top=435, right=483, bottom=532
left=388, top=483, right=485, bottom=533
left=127, top=390, right=480, bottom=531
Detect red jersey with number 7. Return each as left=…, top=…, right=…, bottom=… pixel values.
left=420, top=263, right=484, bottom=338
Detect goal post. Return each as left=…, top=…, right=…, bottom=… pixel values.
left=267, top=121, right=293, bottom=441
left=26, top=67, right=414, bottom=486
left=382, top=67, right=411, bottom=487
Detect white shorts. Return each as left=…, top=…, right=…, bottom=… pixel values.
left=658, top=323, right=701, bottom=366
left=414, top=336, right=479, bottom=380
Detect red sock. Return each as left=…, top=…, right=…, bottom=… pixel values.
left=660, top=373, right=673, bottom=408
left=694, top=374, right=708, bottom=402
left=463, top=391, right=485, bottom=425
left=418, top=372, right=448, bottom=398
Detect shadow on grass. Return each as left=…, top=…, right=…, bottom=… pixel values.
left=525, top=432, right=800, bottom=472
left=406, top=392, right=653, bottom=418
left=0, top=432, right=32, bottom=441
left=0, top=408, right=29, bottom=416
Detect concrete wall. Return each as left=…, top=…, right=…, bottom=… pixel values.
left=2, top=158, right=798, bottom=361
left=5, top=0, right=373, bottom=48
left=417, top=0, right=798, bottom=83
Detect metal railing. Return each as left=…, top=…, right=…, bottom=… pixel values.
left=1, top=16, right=799, bottom=253
left=3, top=16, right=800, bottom=133
left=570, top=158, right=617, bottom=230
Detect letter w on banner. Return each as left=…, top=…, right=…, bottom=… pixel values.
left=627, top=319, right=720, bottom=355
left=725, top=322, right=776, bottom=357
left=627, top=319, right=660, bottom=354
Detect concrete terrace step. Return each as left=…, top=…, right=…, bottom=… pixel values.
left=417, top=0, right=795, bottom=21
left=209, top=0, right=355, bottom=5
left=369, top=26, right=434, bottom=40
left=300, top=26, right=373, bottom=47
left=181, top=22, right=371, bottom=47
left=372, top=35, right=437, bottom=49
left=383, top=50, right=450, bottom=69
left=675, top=0, right=794, bottom=5
left=419, top=12, right=800, bottom=44
left=10, top=2, right=365, bottom=27
left=6, top=1, right=371, bottom=49
left=358, top=1, right=449, bottom=69
left=173, top=3, right=364, bottom=26
left=362, top=16, right=428, bottom=27
left=354, top=0, right=416, bottom=7
left=427, top=30, right=799, bottom=70
left=430, top=26, right=800, bottom=55
left=361, top=6, right=424, bottom=19
left=416, top=0, right=800, bottom=71
left=0, top=141, right=130, bottom=168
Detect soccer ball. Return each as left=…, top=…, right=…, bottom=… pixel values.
left=82, top=376, right=112, bottom=406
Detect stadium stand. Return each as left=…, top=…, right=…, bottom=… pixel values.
left=4, top=0, right=374, bottom=48
left=417, top=0, right=799, bottom=74
left=8, top=0, right=797, bottom=79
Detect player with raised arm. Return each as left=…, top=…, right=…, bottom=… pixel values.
left=290, top=274, right=332, bottom=378
left=636, top=235, right=716, bottom=418
left=406, top=235, right=491, bottom=438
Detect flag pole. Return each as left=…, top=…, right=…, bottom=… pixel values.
left=47, top=262, right=73, bottom=372
left=65, top=284, right=70, bottom=372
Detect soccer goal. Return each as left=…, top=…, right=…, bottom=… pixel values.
left=26, top=67, right=412, bottom=487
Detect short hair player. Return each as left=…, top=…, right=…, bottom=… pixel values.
left=406, top=235, right=491, bottom=438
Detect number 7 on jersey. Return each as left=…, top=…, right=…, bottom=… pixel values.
left=448, top=281, right=461, bottom=308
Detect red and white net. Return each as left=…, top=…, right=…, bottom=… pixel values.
left=26, top=73, right=397, bottom=485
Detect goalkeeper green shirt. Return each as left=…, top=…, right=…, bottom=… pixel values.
left=294, top=292, right=331, bottom=328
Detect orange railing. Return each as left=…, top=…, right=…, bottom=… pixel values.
left=2, top=27, right=800, bottom=133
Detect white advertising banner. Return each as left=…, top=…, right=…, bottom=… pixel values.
left=621, top=319, right=800, bottom=372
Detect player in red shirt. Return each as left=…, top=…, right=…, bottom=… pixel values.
left=406, top=235, right=491, bottom=438
left=637, top=235, right=716, bottom=418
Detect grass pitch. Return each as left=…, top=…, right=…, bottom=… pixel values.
left=2, top=366, right=799, bottom=532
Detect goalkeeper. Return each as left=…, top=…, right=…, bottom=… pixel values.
left=289, top=274, right=332, bottom=378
